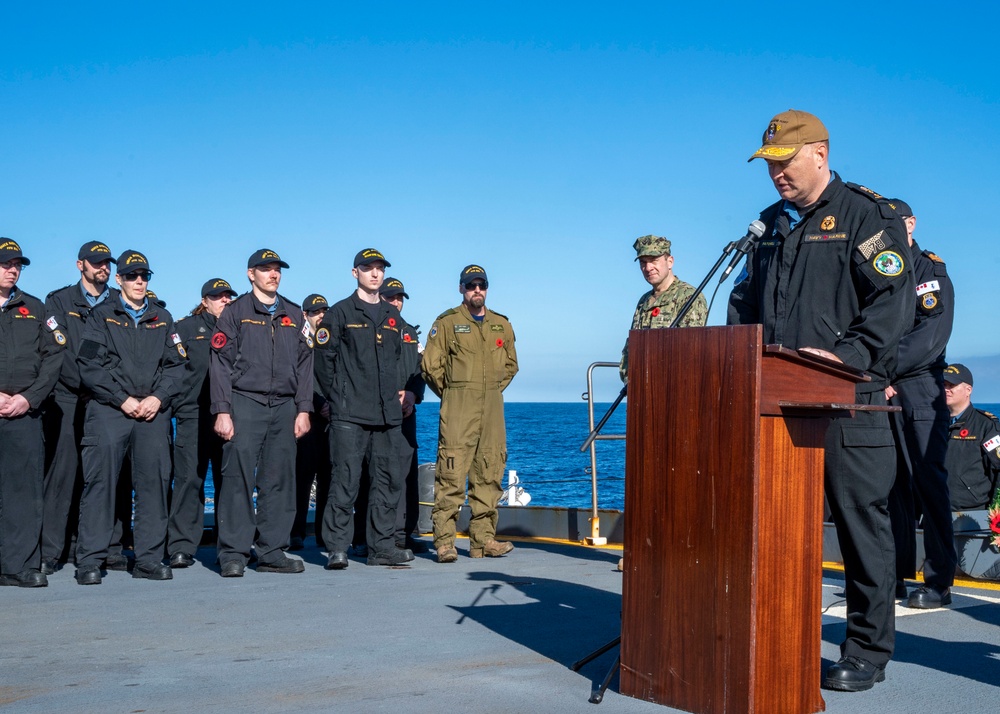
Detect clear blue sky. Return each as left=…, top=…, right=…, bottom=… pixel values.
left=3, top=3, right=998, bottom=401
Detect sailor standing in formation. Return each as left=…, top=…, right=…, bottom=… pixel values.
left=0, top=239, right=64, bottom=588
left=210, top=249, right=313, bottom=577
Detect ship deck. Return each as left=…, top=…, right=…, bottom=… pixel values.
left=2, top=535, right=999, bottom=713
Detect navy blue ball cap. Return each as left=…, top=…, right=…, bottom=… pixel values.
left=354, top=248, right=390, bottom=268
left=889, top=198, right=913, bottom=218
left=116, top=250, right=152, bottom=275
left=943, top=363, right=973, bottom=387
left=459, top=264, right=488, bottom=286
left=379, top=278, right=409, bottom=299
left=202, top=278, right=237, bottom=298
left=78, top=241, right=116, bottom=263
left=247, top=249, right=289, bottom=270
left=0, top=237, right=30, bottom=266
left=302, top=293, right=330, bottom=311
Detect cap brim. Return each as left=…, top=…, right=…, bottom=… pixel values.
left=747, top=144, right=803, bottom=163
left=357, top=259, right=391, bottom=268
left=119, top=267, right=152, bottom=275
left=251, top=260, right=290, bottom=269
left=205, top=289, right=237, bottom=297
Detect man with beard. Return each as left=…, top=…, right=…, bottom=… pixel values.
left=167, top=278, right=237, bottom=568
left=41, top=241, right=135, bottom=575
left=210, top=250, right=313, bottom=577
left=422, top=265, right=519, bottom=563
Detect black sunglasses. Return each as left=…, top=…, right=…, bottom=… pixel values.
left=122, top=271, right=152, bottom=282
left=465, top=281, right=488, bottom=291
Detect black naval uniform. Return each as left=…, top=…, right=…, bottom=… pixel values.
left=209, top=293, right=314, bottom=568
left=887, top=243, right=957, bottom=593
left=314, top=293, right=413, bottom=556
left=0, top=289, right=64, bottom=578
left=395, top=321, right=425, bottom=544
left=352, top=319, right=426, bottom=548
left=168, top=309, right=224, bottom=559
left=946, top=406, right=1000, bottom=510
left=728, top=173, right=914, bottom=667
left=75, top=297, right=185, bottom=570
left=41, top=283, right=114, bottom=564
left=292, top=392, right=330, bottom=547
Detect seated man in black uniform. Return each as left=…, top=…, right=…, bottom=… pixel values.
left=943, top=364, right=1000, bottom=510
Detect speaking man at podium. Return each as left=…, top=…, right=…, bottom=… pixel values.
left=728, top=110, right=914, bottom=692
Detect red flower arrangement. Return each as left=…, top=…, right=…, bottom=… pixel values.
left=988, top=488, right=1000, bottom=551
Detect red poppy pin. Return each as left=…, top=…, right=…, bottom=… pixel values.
left=403, top=334, right=411, bottom=342
left=281, top=316, right=292, bottom=326
left=18, top=306, right=29, bottom=316
left=211, top=332, right=227, bottom=349
left=496, top=338, right=503, bottom=347
left=960, top=429, right=969, bottom=437
left=388, top=318, right=396, bottom=327
left=651, top=307, right=660, bottom=317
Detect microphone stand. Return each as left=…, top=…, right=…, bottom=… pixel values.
left=572, top=235, right=751, bottom=705
left=578, top=238, right=744, bottom=453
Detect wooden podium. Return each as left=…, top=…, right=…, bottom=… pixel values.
left=620, top=325, right=867, bottom=714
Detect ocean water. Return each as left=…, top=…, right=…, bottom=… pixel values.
left=203, top=401, right=1000, bottom=514
left=202, top=402, right=627, bottom=511
left=415, top=402, right=628, bottom=511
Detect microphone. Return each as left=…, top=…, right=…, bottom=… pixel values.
left=720, top=220, right=766, bottom=282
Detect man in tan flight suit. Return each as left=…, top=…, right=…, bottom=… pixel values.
left=422, top=265, right=518, bottom=563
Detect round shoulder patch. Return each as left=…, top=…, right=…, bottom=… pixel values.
left=211, top=332, right=228, bottom=349
left=54, top=330, right=67, bottom=345
left=429, top=326, right=438, bottom=339
left=316, top=327, right=330, bottom=345
left=921, top=293, right=938, bottom=310
left=177, top=345, right=188, bottom=359
left=305, top=335, right=314, bottom=349
left=873, top=250, right=904, bottom=277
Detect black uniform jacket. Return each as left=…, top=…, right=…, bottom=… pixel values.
left=44, top=283, right=119, bottom=401
left=209, top=292, right=314, bottom=415
left=0, top=288, right=65, bottom=410
left=895, top=242, right=953, bottom=380
left=728, top=173, right=914, bottom=391
left=400, top=320, right=426, bottom=405
left=946, top=405, right=1000, bottom=510
left=77, top=297, right=185, bottom=410
left=173, top=309, right=218, bottom=416
left=313, top=292, right=413, bottom=427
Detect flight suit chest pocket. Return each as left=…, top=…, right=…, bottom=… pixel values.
left=447, top=330, right=478, bottom=383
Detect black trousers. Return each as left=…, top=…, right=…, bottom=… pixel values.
left=353, top=413, right=418, bottom=546
left=888, top=372, right=956, bottom=591
left=168, top=408, right=222, bottom=557
left=292, top=412, right=330, bottom=544
left=216, top=394, right=296, bottom=567
left=41, top=396, right=84, bottom=562
left=0, top=411, right=44, bottom=575
left=825, top=390, right=896, bottom=667
left=325, top=420, right=403, bottom=554
left=77, top=403, right=170, bottom=568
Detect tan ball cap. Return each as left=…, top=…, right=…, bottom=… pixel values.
left=748, top=109, right=829, bottom=162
